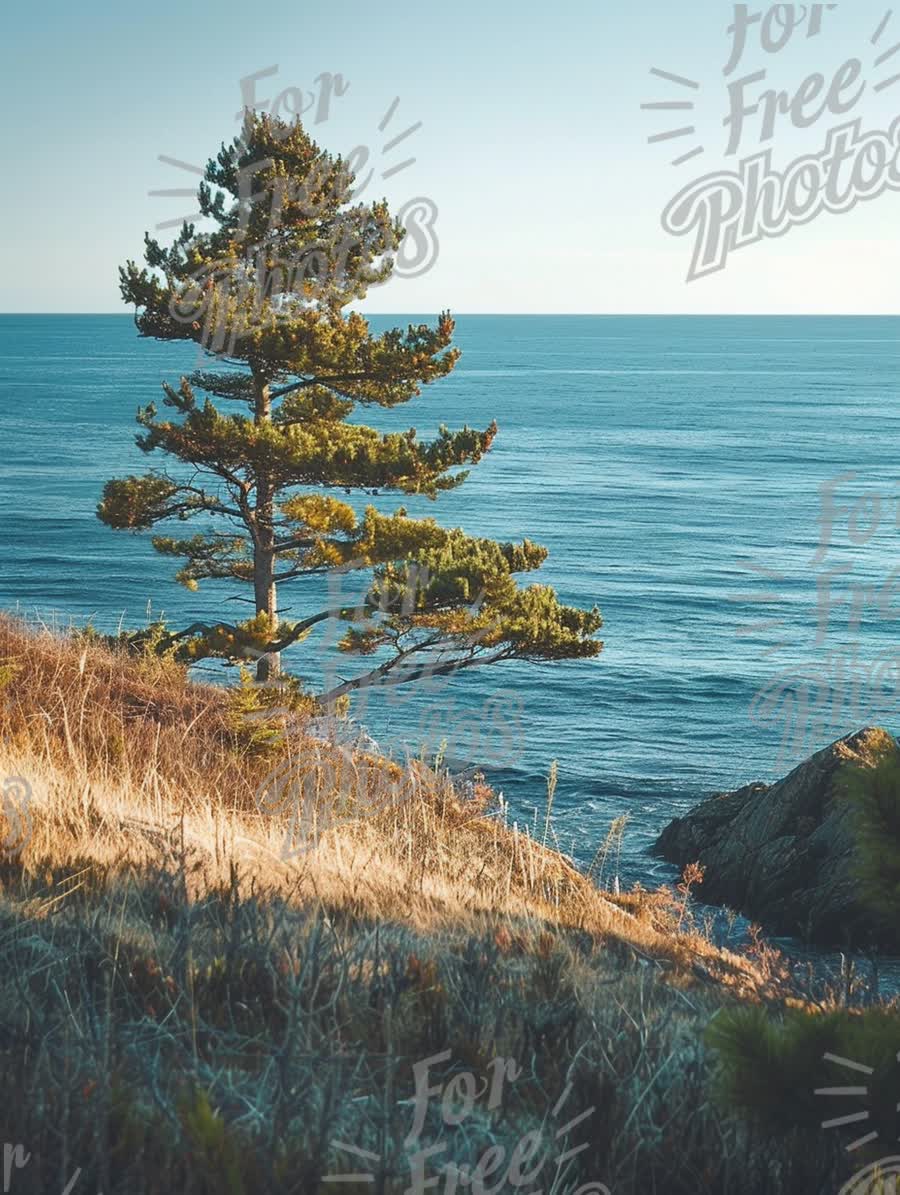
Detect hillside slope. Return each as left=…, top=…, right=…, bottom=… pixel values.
left=0, top=614, right=848, bottom=1193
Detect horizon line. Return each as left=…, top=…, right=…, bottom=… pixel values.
left=1, top=311, right=898, bottom=319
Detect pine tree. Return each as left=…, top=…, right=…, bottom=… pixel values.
left=100, top=110, right=603, bottom=703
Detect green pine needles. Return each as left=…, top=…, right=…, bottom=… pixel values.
left=844, top=743, right=900, bottom=932
left=100, top=109, right=603, bottom=702
left=708, top=1005, right=900, bottom=1140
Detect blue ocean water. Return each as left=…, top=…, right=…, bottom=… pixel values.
left=3, top=313, right=900, bottom=889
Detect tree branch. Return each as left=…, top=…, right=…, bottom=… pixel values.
left=317, top=646, right=514, bottom=704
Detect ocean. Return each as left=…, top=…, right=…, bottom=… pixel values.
left=3, top=313, right=900, bottom=893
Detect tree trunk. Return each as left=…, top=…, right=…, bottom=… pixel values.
left=253, top=542, right=279, bottom=683
left=252, top=372, right=280, bottom=685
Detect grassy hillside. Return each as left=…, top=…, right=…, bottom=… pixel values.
left=0, top=614, right=861, bottom=1193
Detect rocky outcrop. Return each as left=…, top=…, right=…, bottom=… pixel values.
left=653, top=727, right=897, bottom=948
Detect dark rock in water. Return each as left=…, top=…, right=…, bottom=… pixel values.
left=653, top=727, right=898, bottom=949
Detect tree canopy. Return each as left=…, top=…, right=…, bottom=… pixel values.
left=101, top=110, right=603, bottom=704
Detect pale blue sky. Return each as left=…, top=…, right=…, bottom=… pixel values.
left=2, top=0, right=899, bottom=312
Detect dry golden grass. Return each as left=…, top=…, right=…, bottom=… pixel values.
left=0, top=614, right=861, bottom=1193
left=0, top=613, right=764, bottom=989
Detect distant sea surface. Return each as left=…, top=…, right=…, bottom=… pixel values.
left=3, top=314, right=900, bottom=893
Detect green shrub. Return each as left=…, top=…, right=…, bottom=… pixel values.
left=845, top=749, right=900, bottom=929
left=225, top=667, right=317, bottom=756
left=708, top=1006, right=900, bottom=1141
left=179, top=1088, right=246, bottom=1195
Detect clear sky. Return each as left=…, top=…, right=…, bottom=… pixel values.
left=2, top=0, right=899, bottom=313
